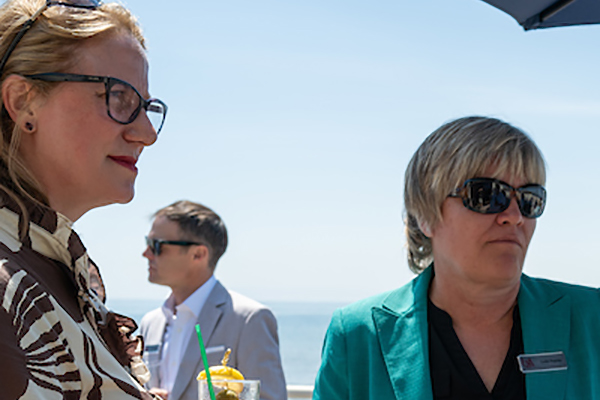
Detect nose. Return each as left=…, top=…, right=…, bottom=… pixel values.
left=142, top=246, right=154, bottom=260
left=124, top=113, right=158, bottom=147
left=496, top=197, right=523, bottom=225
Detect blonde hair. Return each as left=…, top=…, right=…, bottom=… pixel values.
left=404, top=116, right=546, bottom=273
left=0, top=0, right=145, bottom=221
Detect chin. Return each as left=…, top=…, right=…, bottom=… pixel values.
left=489, top=261, right=523, bottom=282
left=117, top=192, right=135, bottom=204
left=148, top=270, right=158, bottom=283
left=148, top=275, right=166, bottom=287
left=110, top=185, right=136, bottom=205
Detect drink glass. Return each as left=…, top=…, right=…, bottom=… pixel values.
left=198, top=379, right=260, bottom=400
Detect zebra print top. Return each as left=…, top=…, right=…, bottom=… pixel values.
left=0, top=197, right=156, bottom=399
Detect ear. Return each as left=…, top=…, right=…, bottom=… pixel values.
left=2, top=74, right=37, bottom=130
left=418, top=218, right=433, bottom=238
left=191, top=244, right=210, bottom=263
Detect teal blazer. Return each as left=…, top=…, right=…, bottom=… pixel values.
left=313, top=267, right=600, bottom=399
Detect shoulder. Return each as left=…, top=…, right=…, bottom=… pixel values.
left=215, top=289, right=280, bottom=344
left=326, top=287, right=415, bottom=340
left=521, top=274, right=599, bottom=296
left=336, top=291, right=395, bottom=320
left=521, top=274, right=599, bottom=300
left=331, top=271, right=426, bottom=331
left=225, top=289, right=275, bottom=320
left=0, top=257, right=47, bottom=308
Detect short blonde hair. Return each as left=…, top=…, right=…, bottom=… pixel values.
left=404, top=116, right=546, bottom=273
left=0, top=0, right=145, bottom=209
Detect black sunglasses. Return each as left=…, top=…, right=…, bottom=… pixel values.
left=145, top=236, right=203, bottom=256
left=26, top=73, right=167, bottom=134
left=0, top=0, right=101, bottom=76
left=449, top=178, right=546, bottom=219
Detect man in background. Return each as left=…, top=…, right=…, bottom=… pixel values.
left=140, top=200, right=286, bottom=400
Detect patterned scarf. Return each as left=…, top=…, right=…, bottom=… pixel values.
left=0, top=193, right=150, bottom=385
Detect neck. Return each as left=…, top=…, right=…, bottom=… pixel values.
left=171, top=274, right=212, bottom=307
left=429, top=272, right=519, bottom=327
left=49, top=199, right=91, bottom=222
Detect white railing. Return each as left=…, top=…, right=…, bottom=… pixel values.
left=287, top=384, right=314, bottom=399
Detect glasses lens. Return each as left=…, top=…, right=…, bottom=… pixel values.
left=51, top=0, right=100, bottom=7
left=517, top=186, right=546, bottom=218
left=462, top=179, right=546, bottom=218
left=146, top=237, right=161, bottom=255
left=107, top=79, right=140, bottom=124
left=465, top=180, right=510, bottom=214
left=147, top=100, right=167, bottom=134
left=107, top=78, right=166, bottom=134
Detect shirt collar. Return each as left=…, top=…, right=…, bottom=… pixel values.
left=161, top=275, right=218, bottom=320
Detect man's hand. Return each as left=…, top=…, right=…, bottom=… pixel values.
left=149, top=387, right=169, bottom=399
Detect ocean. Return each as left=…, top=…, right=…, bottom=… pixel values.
left=107, top=298, right=347, bottom=386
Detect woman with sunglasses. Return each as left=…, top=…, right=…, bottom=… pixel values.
left=0, top=0, right=166, bottom=398
left=313, top=116, right=600, bottom=399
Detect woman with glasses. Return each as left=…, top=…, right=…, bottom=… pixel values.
left=313, top=116, right=600, bottom=399
left=0, top=0, right=166, bottom=398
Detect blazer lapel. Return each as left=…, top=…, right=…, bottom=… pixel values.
left=169, top=282, right=227, bottom=400
left=373, top=267, right=434, bottom=400
left=370, top=271, right=570, bottom=400
left=519, top=275, right=570, bottom=400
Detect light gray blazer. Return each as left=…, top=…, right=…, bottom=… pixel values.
left=139, top=281, right=287, bottom=400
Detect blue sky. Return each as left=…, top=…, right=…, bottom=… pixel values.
left=74, top=0, right=600, bottom=304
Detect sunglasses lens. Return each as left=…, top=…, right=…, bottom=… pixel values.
left=58, top=0, right=101, bottom=7
left=517, top=187, right=546, bottom=218
left=465, top=180, right=510, bottom=214
left=460, top=179, right=546, bottom=218
left=146, top=237, right=161, bottom=255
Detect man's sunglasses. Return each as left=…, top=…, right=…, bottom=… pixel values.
left=449, top=178, right=546, bottom=219
left=0, top=0, right=101, bottom=76
left=145, top=236, right=203, bottom=256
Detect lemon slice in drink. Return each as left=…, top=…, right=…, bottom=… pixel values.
left=197, top=348, right=244, bottom=381
left=197, top=348, right=244, bottom=396
left=197, top=364, right=244, bottom=381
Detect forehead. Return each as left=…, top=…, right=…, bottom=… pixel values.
left=72, top=32, right=150, bottom=97
left=150, top=216, right=183, bottom=238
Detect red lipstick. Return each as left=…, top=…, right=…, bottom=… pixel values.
left=109, top=155, right=138, bottom=172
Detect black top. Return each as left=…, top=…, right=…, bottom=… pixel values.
left=428, top=299, right=526, bottom=400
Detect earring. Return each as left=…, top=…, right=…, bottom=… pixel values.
left=24, top=122, right=33, bottom=132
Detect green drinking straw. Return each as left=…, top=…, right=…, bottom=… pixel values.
left=195, top=324, right=216, bottom=400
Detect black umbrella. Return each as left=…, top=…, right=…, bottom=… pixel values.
left=481, top=0, right=600, bottom=30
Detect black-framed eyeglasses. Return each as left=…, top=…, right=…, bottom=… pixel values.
left=449, top=177, right=546, bottom=219
left=26, top=72, right=167, bottom=134
left=145, top=236, right=203, bottom=256
left=0, top=0, right=101, bottom=76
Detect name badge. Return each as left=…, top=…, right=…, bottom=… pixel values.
left=206, top=345, right=226, bottom=355
left=517, top=351, right=568, bottom=373
left=145, top=344, right=160, bottom=353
